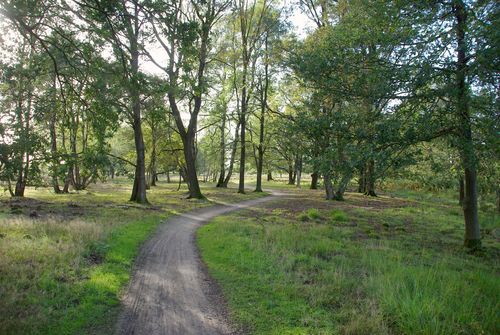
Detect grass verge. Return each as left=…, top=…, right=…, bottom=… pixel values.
left=198, top=185, right=500, bottom=335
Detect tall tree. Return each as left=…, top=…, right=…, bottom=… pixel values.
left=147, top=0, right=229, bottom=198
left=236, top=0, right=270, bottom=193
left=69, top=0, right=149, bottom=203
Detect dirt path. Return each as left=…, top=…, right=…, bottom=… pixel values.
left=115, top=193, right=276, bottom=335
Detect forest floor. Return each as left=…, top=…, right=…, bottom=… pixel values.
left=1, top=179, right=499, bottom=335
left=0, top=179, right=266, bottom=335
left=198, top=182, right=500, bottom=335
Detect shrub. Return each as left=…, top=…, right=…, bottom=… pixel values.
left=298, top=212, right=310, bottom=222
left=83, top=241, right=109, bottom=264
left=306, top=208, right=321, bottom=220
left=330, top=209, right=349, bottom=222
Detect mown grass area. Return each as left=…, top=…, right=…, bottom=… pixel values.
left=0, top=179, right=265, bottom=335
left=198, top=181, right=500, bottom=335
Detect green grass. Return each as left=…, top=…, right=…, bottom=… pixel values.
left=298, top=208, right=323, bottom=222
left=43, top=215, right=164, bottom=335
left=0, top=178, right=266, bottom=335
left=198, top=187, right=500, bottom=335
left=329, top=209, right=349, bottom=222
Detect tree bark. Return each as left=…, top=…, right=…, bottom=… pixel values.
left=238, top=80, right=247, bottom=194
left=288, top=162, right=294, bottom=184
left=254, top=93, right=264, bottom=191
left=358, top=165, right=366, bottom=193
left=128, top=18, right=148, bottom=204
left=310, top=172, right=318, bottom=189
left=454, top=0, right=480, bottom=248
left=238, top=2, right=250, bottom=194
left=324, top=174, right=334, bottom=200
left=459, top=175, right=465, bottom=206
left=334, top=172, right=352, bottom=201
left=130, top=116, right=148, bottom=203
left=14, top=89, right=32, bottom=197
left=255, top=34, right=269, bottom=193
left=49, top=114, right=61, bottom=194
left=365, top=159, right=377, bottom=197
left=149, top=123, right=158, bottom=187
left=296, top=156, right=302, bottom=188
left=182, top=133, right=203, bottom=198
left=222, top=121, right=240, bottom=188
left=49, top=74, right=61, bottom=194
left=216, top=109, right=226, bottom=187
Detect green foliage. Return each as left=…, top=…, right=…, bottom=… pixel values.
left=297, top=208, right=322, bottom=222
left=329, top=209, right=348, bottom=222
left=306, top=208, right=321, bottom=220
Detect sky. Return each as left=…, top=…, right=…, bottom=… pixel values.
left=140, top=3, right=313, bottom=75
left=0, top=1, right=313, bottom=73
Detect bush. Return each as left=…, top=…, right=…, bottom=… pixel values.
left=298, top=212, right=310, bottom=221
left=83, top=241, right=109, bottom=264
left=306, top=208, right=321, bottom=220
left=330, top=209, right=349, bottom=222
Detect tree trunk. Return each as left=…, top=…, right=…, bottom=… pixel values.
left=149, top=124, right=157, bottom=187
left=255, top=153, right=264, bottom=192
left=459, top=176, right=465, bottom=206
left=358, top=166, right=366, bottom=193
left=334, top=172, right=352, bottom=201
left=222, top=122, right=240, bottom=188
left=296, top=156, right=302, bottom=188
left=49, top=121, right=61, bottom=193
left=255, top=35, right=269, bottom=193
left=14, top=168, right=26, bottom=197
left=310, top=172, right=318, bottom=189
left=324, top=174, right=335, bottom=200
left=365, top=159, right=377, bottom=196
left=129, top=45, right=148, bottom=203
left=454, top=1, right=480, bottom=249
left=177, top=169, right=183, bottom=191
left=130, top=118, right=148, bottom=203
left=238, top=87, right=247, bottom=194
left=182, top=134, right=203, bottom=198
left=238, top=7, right=250, bottom=195
left=288, top=162, right=294, bottom=184
left=49, top=75, right=61, bottom=194
left=63, top=170, right=71, bottom=193
left=255, top=94, right=265, bottom=193
left=14, top=90, right=31, bottom=197
left=216, top=110, right=226, bottom=187
left=267, top=170, right=273, bottom=181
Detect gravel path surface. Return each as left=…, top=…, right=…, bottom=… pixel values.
left=115, top=193, right=275, bottom=335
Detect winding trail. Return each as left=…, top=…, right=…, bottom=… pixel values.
left=115, top=192, right=276, bottom=335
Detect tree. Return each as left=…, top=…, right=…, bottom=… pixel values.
left=147, top=0, right=229, bottom=199
left=68, top=0, right=150, bottom=203
left=236, top=0, right=271, bottom=193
